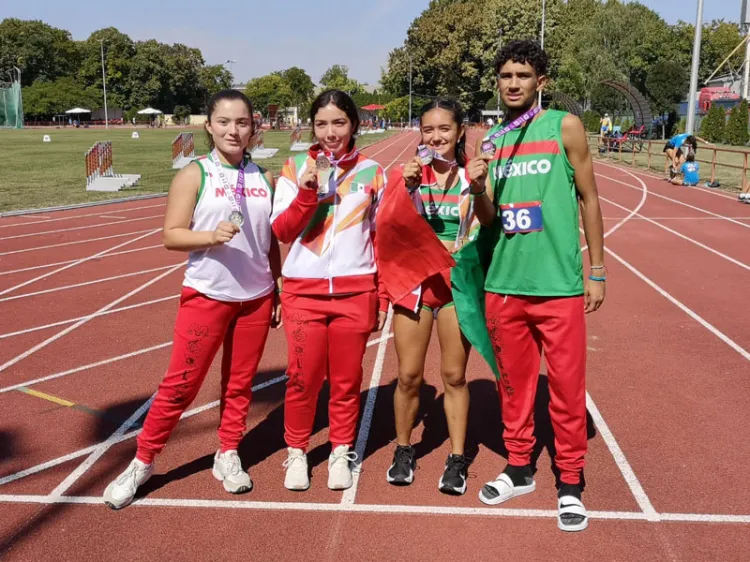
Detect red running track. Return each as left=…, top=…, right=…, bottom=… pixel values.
left=1, top=130, right=749, bottom=561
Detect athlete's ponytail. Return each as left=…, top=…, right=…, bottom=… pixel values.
left=419, top=98, right=467, bottom=168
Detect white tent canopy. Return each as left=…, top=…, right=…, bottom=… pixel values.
left=65, top=107, right=91, bottom=114
left=137, top=107, right=163, bottom=115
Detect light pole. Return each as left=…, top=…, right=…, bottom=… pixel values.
left=686, top=0, right=704, bottom=134
left=539, top=0, right=546, bottom=107
left=99, top=39, right=108, bottom=129
left=408, top=53, right=413, bottom=128
left=224, top=59, right=237, bottom=82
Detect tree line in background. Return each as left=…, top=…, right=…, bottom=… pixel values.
left=379, top=0, right=745, bottom=141
left=0, top=19, right=232, bottom=119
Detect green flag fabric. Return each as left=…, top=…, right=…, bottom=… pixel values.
left=451, top=225, right=501, bottom=380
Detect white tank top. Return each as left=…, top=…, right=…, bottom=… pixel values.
left=183, top=156, right=274, bottom=302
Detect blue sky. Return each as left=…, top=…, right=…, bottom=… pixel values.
left=4, top=0, right=740, bottom=86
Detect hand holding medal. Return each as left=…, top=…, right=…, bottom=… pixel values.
left=315, top=152, right=333, bottom=196
left=210, top=220, right=240, bottom=246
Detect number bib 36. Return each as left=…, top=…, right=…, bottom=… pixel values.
left=500, top=201, right=543, bottom=234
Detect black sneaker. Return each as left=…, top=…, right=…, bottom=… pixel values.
left=438, top=454, right=469, bottom=495
left=386, top=445, right=416, bottom=485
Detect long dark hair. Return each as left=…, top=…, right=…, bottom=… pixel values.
left=204, top=89, right=254, bottom=152
left=419, top=98, right=467, bottom=167
left=310, top=89, right=360, bottom=150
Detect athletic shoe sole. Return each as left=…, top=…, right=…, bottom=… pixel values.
left=212, top=467, right=252, bottom=494
left=438, top=475, right=467, bottom=496
left=386, top=467, right=414, bottom=486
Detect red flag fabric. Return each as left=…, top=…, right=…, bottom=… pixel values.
left=375, top=167, right=455, bottom=304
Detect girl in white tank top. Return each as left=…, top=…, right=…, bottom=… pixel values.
left=103, top=90, right=280, bottom=510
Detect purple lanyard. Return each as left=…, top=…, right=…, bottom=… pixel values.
left=211, top=149, right=245, bottom=211
left=481, top=105, right=542, bottom=153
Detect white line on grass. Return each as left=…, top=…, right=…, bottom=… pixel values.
left=0, top=215, right=163, bottom=241
left=0, top=229, right=161, bottom=297
left=0, top=229, right=158, bottom=256
left=0, top=264, right=181, bottom=303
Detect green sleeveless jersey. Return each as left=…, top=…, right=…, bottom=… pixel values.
left=485, top=109, right=583, bottom=296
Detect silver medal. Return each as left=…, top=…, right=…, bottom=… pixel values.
left=315, top=153, right=331, bottom=171
left=481, top=140, right=495, bottom=156
left=417, top=145, right=434, bottom=166
left=229, top=210, right=244, bottom=227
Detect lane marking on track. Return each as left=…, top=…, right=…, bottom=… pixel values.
left=18, top=387, right=75, bottom=407
left=0, top=229, right=162, bottom=298
left=99, top=215, right=126, bottom=219
left=17, top=215, right=52, bottom=220
left=1, top=493, right=749, bottom=525
left=0, top=262, right=186, bottom=375
left=598, top=196, right=750, bottom=273
left=0, top=203, right=166, bottom=230
left=594, top=160, right=741, bottom=201
left=0, top=374, right=282, bottom=487
left=595, top=173, right=750, bottom=230
left=0, top=295, right=179, bottom=340
left=0, top=244, right=163, bottom=277
left=0, top=229, right=158, bottom=256
left=0, top=264, right=182, bottom=303
left=0, top=214, right=163, bottom=242
left=342, top=310, right=394, bottom=505
left=49, top=394, right=157, bottom=497
left=602, top=216, right=750, bottom=220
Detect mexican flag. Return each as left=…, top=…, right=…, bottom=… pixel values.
left=376, top=167, right=500, bottom=379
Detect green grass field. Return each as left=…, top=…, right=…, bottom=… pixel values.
left=588, top=135, right=750, bottom=192
left=0, top=128, right=398, bottom=213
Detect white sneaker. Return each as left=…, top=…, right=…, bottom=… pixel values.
left=327, top=445, right=358, bottom=490
left=103, top=458, right=153, bottom=510
left=283, top=447, right=310, bottom=491
left=212, top=450, right=252, bottom=494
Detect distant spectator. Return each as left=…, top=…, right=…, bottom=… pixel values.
left=669, top=152, right=700, bottom=186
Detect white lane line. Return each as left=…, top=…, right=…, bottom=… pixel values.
left=0, top=374, right=278, bottom=487
left=2, top=493, right=750, bottom=525
left=17, top=215, right=52, bottom=220
left=0, top=262, right=185, bottom=375
left=363, top=131, right=413, bottom=160
left=0, top=229, right=161, bottom=297
left=0, top=229, right=158, bottom=256
left=599, top=196, right=750, bottom=272
left=596, top=173, right=750, bottom=229
left=49, top=394, right=156, bottom=497
left=0, top=244, right=163, bottom=277
left=595, top=160, right=741, bottom=201
left=585, top=393, right=659, bottom=520
left=0, top=264, right=181, bottom=303
left=605, top=244, right=750, bottom=362
left=342, top=311, right=394, bottom=505
left=0, top=203, right=166, bottom=229
left=0, top=215, right=163, bottom=241
left=99, top=215, right=127, bottom=219
left=0, top=295, right=179, bottom=340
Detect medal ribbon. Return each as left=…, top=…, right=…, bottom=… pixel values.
left=482, top=105, right=542, bottom=146
left=210, top=149, right=245, bottom=214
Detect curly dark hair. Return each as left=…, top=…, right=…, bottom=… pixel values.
left=494, top=39, right=549, bottom=77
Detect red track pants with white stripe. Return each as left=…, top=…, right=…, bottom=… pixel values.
left=281, top=291, right=376, bottom=450
left=136, top=287, right=272, bottom=464
left=485, top=293, right=587, bottom=485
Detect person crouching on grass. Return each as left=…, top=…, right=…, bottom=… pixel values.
left=103, top=89, right=282, bottom=510
left=669, top=152, right=700, bottom=187
left=271, top=89, right=389, bottom=492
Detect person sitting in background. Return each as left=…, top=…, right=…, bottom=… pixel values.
left=738, top=180, right=750, bottom=204
left=669, top=152, right=700, bottom=187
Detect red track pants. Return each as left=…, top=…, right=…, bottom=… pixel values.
left=136, top=287, right=272, bottom=464
left=485, top=293, right=587, bottom=485
left=281, top=291, right=376, bottom=450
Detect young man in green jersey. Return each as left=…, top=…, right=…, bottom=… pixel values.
left=469, top=39, right=606, bottom=532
